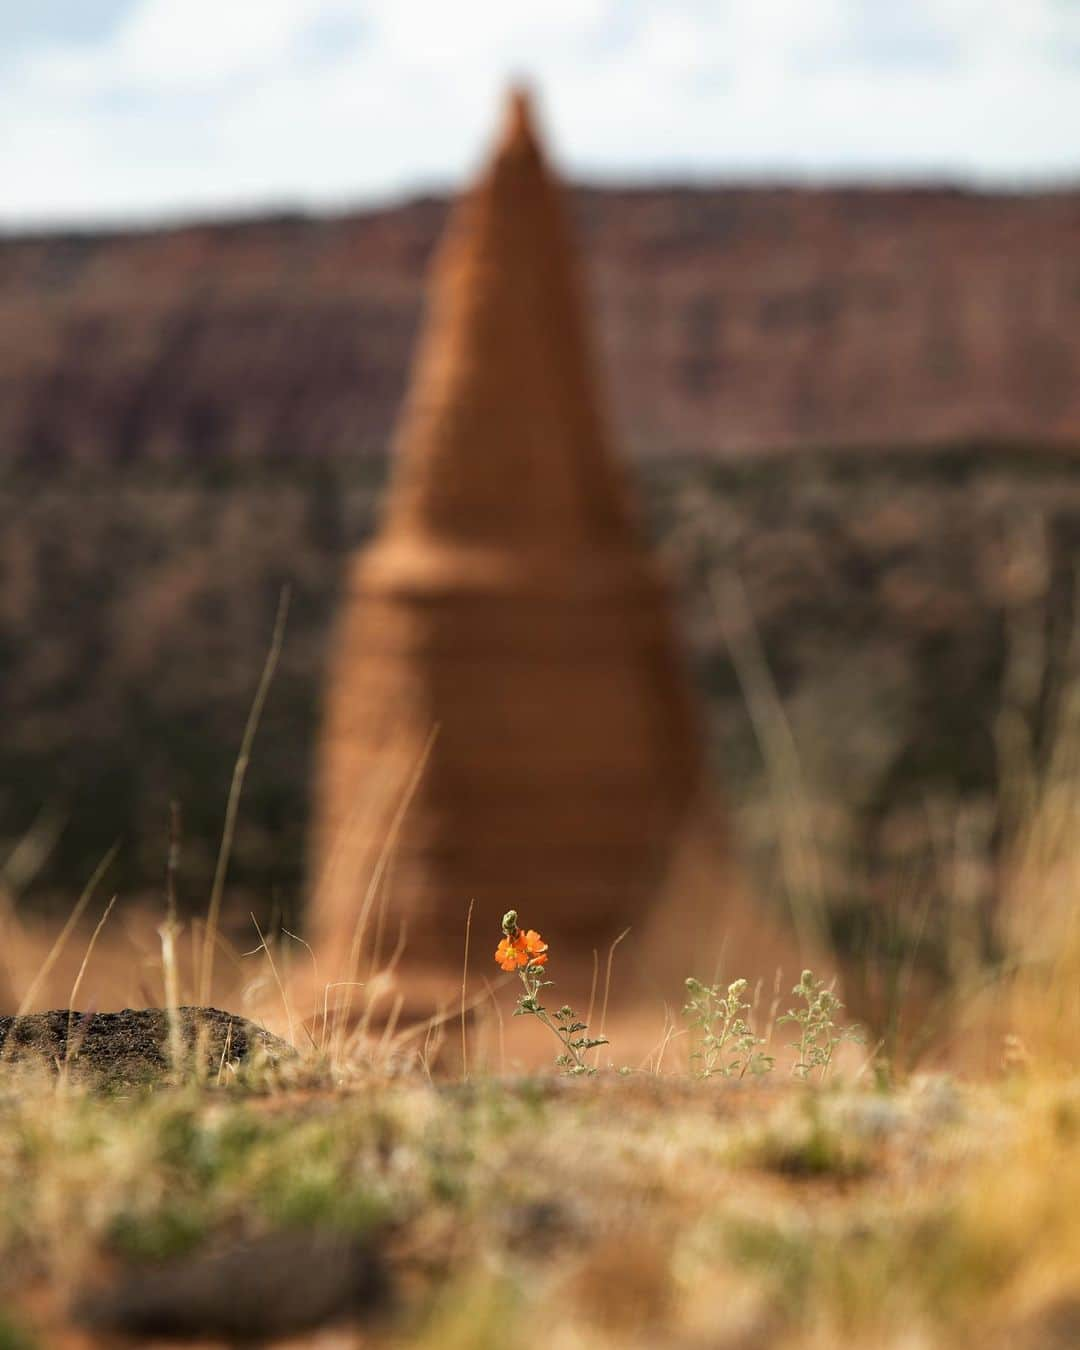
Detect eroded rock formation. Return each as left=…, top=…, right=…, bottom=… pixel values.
left=311, top=91, right=703, bottom=981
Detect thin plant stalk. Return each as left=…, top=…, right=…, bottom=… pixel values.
left=330, top=725, right=437, bottom=1058
left=160, top=801, right=184, bottom=1076
left=461, top=898, right=475, bottom=1081
left=596, top=927, right=630, bottom=1067
left=250, top=913, right=295, bottom=1050
left=17, top=842, right=119, bottom=1017
left=63, top=894, right=118, bottom=1073
left=198, top=586, right=290, bottom=1008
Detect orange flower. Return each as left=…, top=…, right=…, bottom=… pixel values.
left=495, top=924, right=549, bottom=971
left=495, top=936, right=525, bottom=972
left=520, top=930, right=548, bottom=966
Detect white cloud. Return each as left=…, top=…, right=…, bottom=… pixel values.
left=20, top=0, right=363, bottom=93
left=2, top=0, right=1078, bottom=227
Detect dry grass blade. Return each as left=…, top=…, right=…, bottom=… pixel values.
left=461, top=898, right=475, bottom=1081
left=1, top=803, right=66, bottom=896
left=198, top=586, right=290, bottom=1008
left=16, top=841, right=119, bottom=1017
left=596, top=927, right=630, bottom=1065
left=710, top=570, right=828, bottom=954
left=330, top=725, right=437, bottom=1055
left=63, top=894, right=118, bottom=1071
left=585, top=947, right=600, bottom=1033
left=481, top=975, right=506, bottom=1075
left=250, top=913, right=295, bottom=1051
left=160, top=801, right=185, bottom=1075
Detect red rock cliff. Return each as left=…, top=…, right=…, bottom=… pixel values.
left=2, top=183, right=1078, bottom=462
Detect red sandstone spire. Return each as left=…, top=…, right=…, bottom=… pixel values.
left=499, top=82, right=539, bottom=153
left=311, top=88, right=703, bottom=988
left=382, top=86, right=636, bottom=561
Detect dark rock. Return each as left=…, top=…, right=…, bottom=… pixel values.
left=0, top=1007, right=295, bottom=1085
left=74, top=1229, right=388, bottom=1342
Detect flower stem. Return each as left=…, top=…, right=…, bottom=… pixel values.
left=518, top=968, right=587, bottom=1070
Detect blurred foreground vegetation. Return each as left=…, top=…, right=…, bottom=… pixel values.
left=0, top=1063, right=1078, bottom=1348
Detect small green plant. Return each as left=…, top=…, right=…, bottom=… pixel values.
left=496, top=911, right=608, bottom=1075
left=683, top=977, right=775, bottom=1078
left=778, top=970, right=864, bottom=1079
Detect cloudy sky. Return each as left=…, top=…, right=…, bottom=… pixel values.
left=3, top=0, right=1079, bottom=227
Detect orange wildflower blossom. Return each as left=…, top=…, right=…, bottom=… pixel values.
left=495, top=935, right=526, bottom=971
left=520, top=930, right=548, bottom=966
left=494, top=926, right=548, bottom=971
left=496, top=910, right=607, bottom=1074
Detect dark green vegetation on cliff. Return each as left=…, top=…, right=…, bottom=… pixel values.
left=3, top=446, right=1077, bottom=952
